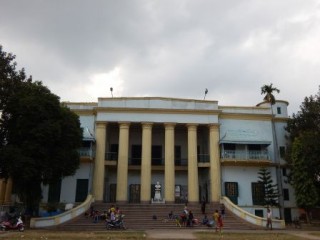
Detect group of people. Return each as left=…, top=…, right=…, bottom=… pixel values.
left=200, top=204, right=225, bottom=232
left=174, top=203, right=225, bottom=230
left=179, top=205, right=195, bottom=227
left=86, top=204, right=122, bottom=223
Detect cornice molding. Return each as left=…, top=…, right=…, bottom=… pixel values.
left=219, top=113, right=272, bottom=121
left=95, top=107, right=222, bottom=115
left=98, top=96, right=218, bottom=104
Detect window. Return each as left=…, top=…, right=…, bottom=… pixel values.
left=255, top=209, right=264, bottom=218
left=131, top=145, right=142, bottom=165
left=175, top=146, right=181, bottom=159
left=48, top=180, right=61, bottom=203
left=282, top=168, right=287, bottom=177
left=152, top=145, right=162, bottom=165
left=225, top=182, right=238, bottom=204
left=75, top=179, right=88, bottom=202
left=248, top=144, right=261, bottom=150
left=223, top=144, right=236, bottom=158
left=279, top=146, right=286, bottom=159
left=82, top=140, right=91, bottom=148
left=277, top=107, right=281, bottom=114
left=224, top=143, right=236, bottom=150
left=175, top=146, right=182, bottom=165
left=283, top=188, right=289, bottom=201
left=252, top=182, right=265, bottom=205
left=284, top=208, right=292, bottom=223
left=225, top=182, right=238, bottom=197
left=109, top=144, right=118, bottom=160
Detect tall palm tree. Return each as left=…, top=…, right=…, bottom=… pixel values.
left=260, top=83, right=284, bottom=219
left=261, top=84, right=280, bottom=105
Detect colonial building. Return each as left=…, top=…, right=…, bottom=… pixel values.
left=1, top=97, right=297, bottom=221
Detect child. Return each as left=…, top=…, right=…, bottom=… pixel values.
left=217, top=214, right=223, bottom=233
left=213, top=210, right=219, bottom=232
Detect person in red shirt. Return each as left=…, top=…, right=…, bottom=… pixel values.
left=217, top=214, right=223, bottom=233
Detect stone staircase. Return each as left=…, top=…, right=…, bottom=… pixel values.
left=56, top=202, right=262, bottom=231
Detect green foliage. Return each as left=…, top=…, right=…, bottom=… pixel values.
left=286, top=87, right=320, bottom=209
left=257, top=167, right=279, bottom=206
left=261, top=83, right=280, bottom=105
left=0, top=45, right=83, bottom=212
left=0, top=46, right=32, bottom=146
left=290, top=136, right=319, bottom=209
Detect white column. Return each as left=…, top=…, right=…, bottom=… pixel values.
left=116, top=122, right=130, bottom=203
left=164, top=123, right=175, bottom=203
left=209, top=124, right=221, bottom=202
left=93, top=122, right=106, bottom=201
left=140, top=122, right=153, bottom=203
left=187, top=124, right=199, bottom=203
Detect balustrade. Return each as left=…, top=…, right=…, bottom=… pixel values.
left=221, top=150, right=270, bottom=160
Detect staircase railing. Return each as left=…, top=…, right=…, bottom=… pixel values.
left=221, top=196, right=285, bottom=229
left=30, top=194, right=94, bottom=228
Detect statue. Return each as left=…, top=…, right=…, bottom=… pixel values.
left=151, top=181, right=165, bottom=203
left=154, top=181, right=162, bottom=201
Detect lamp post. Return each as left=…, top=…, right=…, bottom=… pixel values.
left=110, top=87, right=113, bottom=98
left=204, top=88, right=208, bottom=100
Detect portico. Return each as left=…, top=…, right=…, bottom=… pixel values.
left=91, top=97, right=221, bottom=204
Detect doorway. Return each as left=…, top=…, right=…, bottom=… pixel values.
left=129, top=184, right=140, bottom=203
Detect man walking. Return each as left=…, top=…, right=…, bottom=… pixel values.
left=266, top=207, right=272, bottom=230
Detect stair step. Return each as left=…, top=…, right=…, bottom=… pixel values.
left=56, top=203, right=261, bottom=230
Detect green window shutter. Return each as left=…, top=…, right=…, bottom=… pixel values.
left=48, top=180, right=62, bottom=203
left=252, top=182, right=265, bottom=205
left=225, top=182, right=238, bottom=204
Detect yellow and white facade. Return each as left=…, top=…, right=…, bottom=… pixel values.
left=1, top=97, right=297, bottom=221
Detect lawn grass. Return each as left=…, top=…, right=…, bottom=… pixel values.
left=309, top=232, right=320, bottom=237
left=0, top=230, right=146, bottom=240
left=0, top=230, right=310, bottom=240
left=194, top=232, right=304, bottom=240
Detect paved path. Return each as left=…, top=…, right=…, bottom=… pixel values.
left=287, top=231, right=320, bottom=240
left=146, top=229, right=196, bottom=239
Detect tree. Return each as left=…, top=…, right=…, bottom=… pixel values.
left=261, top=84, right=280, bottom=105
left=290, top=136, right=319, bottom=223
left=257, top=167, right=279, bottom=206
left=286, top=87, right=320, bottom=222
left=260, top=83, right=283, bottom=218
left=0, top=47, right=32, bottom=101
left=0, top=46, right=83, bottom=213
left=0, top=45, right=32, bottom=146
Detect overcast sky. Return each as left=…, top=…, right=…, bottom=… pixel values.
left=1, top=0, right=320, bottom=115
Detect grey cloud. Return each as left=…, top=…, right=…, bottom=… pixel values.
left=1, top=0, right=320, bottom=115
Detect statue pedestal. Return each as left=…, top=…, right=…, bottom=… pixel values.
left=151, top=198, right=165, bottom=204
left=152, top=182, right=165, bottom=204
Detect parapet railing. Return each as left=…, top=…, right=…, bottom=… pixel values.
left=30, top=194, right=94, bottom=228
left=221, top=196, right=285, bottom=229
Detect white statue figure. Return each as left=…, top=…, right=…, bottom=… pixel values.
left=154, top=181, right=162, bottom=201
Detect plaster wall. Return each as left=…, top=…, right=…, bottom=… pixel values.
left=79, top=115, right=95, bottom=134
left=98, top=98, right=218, bottom=110
left=42, top=163, right=93, bottom=204
left=221, top=166, right=278, bottom=206
left=60, top=163, right=92, bottom=203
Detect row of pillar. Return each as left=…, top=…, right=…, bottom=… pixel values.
left=93, top=122, right=221, bottom=203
